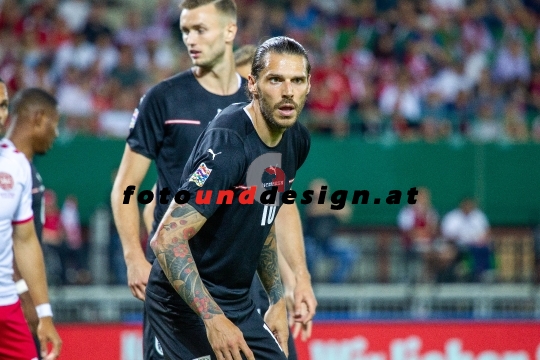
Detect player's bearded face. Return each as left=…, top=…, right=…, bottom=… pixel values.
left=254, top=53, right=310, bottom=131
left=257, top=84, right=307, bottom=131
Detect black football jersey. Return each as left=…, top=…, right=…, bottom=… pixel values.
left=126, top=70, right=248, bottom=261
left=149, top=102, right=310, bottom=310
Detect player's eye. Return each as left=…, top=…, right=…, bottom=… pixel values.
left=269, top=77, right=280, bottom=84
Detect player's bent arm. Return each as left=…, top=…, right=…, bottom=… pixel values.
left=143, top=183, right=157, bottom=235
left=258, top=224, right=289, bottom=356
left=150, top=203, right=256, bottom=359
left=12, top=221, right=62, bottom=359
left=275, top=203, right=310, bottom=282
left=277, top=246, right=295, bottom=305
left=111, top=144, right=152, bottom=261
left=257, top=224, right=284, bottom=305
left=149, top=202, right=222, bottom=318
left=275, top=203, right=317, bottom=331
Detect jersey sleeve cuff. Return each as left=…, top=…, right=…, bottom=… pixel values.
left=126, top=139, right=156, bottom=160
left=187, top=199, right=215, bottom=220
left=12, top=215, right=34, bottom=225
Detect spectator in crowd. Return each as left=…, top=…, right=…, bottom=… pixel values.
left=397, top=187, right=439, bottom=283
left=307, top=53, right=351, bottom=136
left=304, top=179, right=359, bottom=283
left=42, top=189, right=65, bottom=286
left=441, top=197, right=493, bottom=282
left=379, top=69, right=422, bottom=140
left=61, top=195, right=90, bottom=285
left=493, top=34, right=531, bottom=93
left=469, top=100, right=504, bottom=143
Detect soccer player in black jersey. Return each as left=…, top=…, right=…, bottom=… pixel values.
left=5, top=87, right=61, bottom=359
left=146, top=36, right=311, bottom=360
left=110, top=1, right=316, bottom=359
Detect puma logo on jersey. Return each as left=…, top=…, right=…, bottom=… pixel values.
left=208, top=149, right=222, bottom=160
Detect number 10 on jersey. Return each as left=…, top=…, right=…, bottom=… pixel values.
left=261, top=205, right=277, bottom=226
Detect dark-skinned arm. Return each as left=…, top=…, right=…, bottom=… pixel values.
left=257, top=224, right=289, bottom=357
left=150, top=202, right=254, bottom=360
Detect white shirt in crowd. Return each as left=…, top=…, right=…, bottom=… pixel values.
left=441, top=208, right=489, bottom=246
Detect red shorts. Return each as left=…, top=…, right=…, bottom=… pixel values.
left=0, top=300, right=38, bottom=360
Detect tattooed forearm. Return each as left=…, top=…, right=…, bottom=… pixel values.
left=257, top=224, right=284, bottom=305
left=150, top=203, right=222, bottom=319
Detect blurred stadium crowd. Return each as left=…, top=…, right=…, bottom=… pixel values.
left=3, top=0, right=540, bottom=141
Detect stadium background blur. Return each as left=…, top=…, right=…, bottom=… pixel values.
left=2, top=0, right=540, bottom=359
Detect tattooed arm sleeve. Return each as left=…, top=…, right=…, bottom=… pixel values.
left=150, top=202, right=223, bottom=319
left=257, top=224, right=284, bottom=305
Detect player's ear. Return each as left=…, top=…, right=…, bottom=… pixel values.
left=32, top=107, right=46, bottom=130
left=248, top=75, right=258, bottom=99
left=224, top=21, right=237, bottom=43
left=306, top=74, right=311, bottom=95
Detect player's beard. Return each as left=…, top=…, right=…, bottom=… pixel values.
left=257, top=86, right=307, bottom=132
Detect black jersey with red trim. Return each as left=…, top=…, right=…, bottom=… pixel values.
left=148, top=102, right=310, bottom=310
left=126, top=69, right=248, bottom=261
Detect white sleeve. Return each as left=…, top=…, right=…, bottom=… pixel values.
left=12, top=160, right=33, bottom=224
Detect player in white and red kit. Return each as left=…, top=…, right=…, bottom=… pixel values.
left=0, top=79, right=62, bottom=360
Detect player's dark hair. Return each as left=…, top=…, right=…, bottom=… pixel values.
left=10, top=88, right=57, bottom=115
left=179, top=0, right=237, bottom=20
left=234, top=44, right=256, bottom=67
left=251, top=36, right=311, bottom=80
left=0, top=77, right=4, bottom=83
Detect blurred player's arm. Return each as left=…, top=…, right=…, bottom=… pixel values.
left=12, top=262, right=39, bottom=335
left=275, top=203, right=317, bottom=328
left=111, top=145, right=152, bottom=301
left=12, top=221, right=62, bottom=359
left=143, top=183, right=157, bottom=235
left=257, top=224, right=289, bottom=356
left=150, top=202, right=254, bottom=360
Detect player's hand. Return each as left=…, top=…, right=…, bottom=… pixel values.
left=290, top=301, right=313, bottom=341
left=292, top=276, right=317, bottom=326
left=126, top=254, right=152, bottom=301
left=37, top=317, right=62, bottom=360
left=264, top=298, right=289, bottom=357
left=203, top=314, right=254, bottom=360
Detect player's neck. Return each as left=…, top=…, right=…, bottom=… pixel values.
left=246, top=102, right=285, bottom=147
left=192, top=54, right=239, bottom=96
left=6, top=129, right=34, bottom=161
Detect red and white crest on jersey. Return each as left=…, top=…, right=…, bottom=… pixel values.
left=0, top=172, right=14, bottom=191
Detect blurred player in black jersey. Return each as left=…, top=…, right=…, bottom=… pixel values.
left=4, top=87, right=60, bottom=359
left=110, top=1, right=316, bottom=359
left=146, top=35, right=311, bottom=360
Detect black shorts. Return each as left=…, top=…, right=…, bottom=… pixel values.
left=143, top=274, right=296, bottom=360
left=145, top=288, right=287, bottom=360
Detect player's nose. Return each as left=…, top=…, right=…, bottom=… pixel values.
left=282, top=81, right=294, bottom=97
